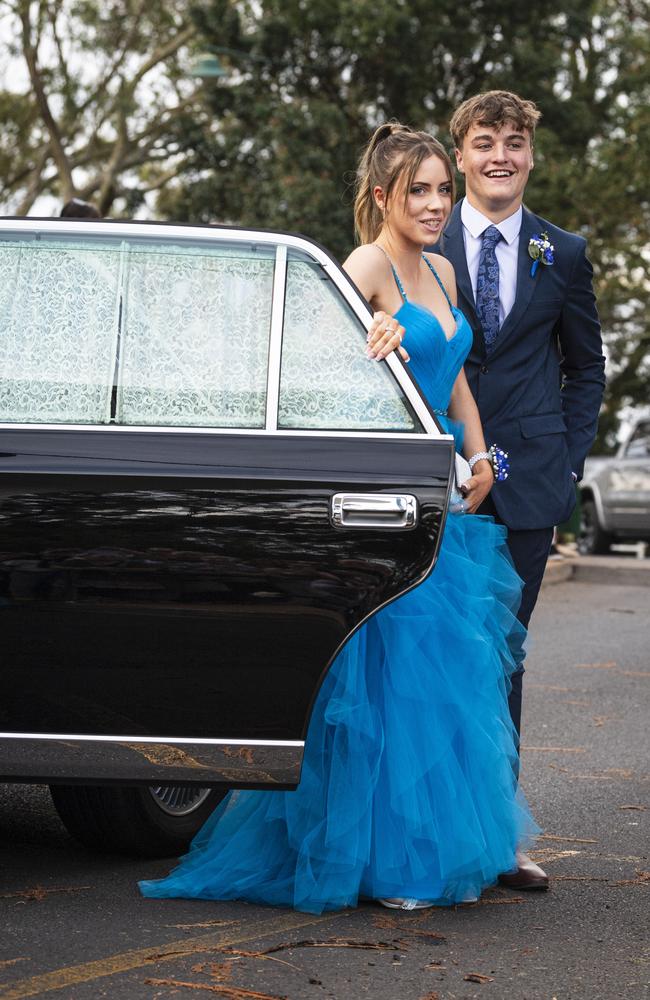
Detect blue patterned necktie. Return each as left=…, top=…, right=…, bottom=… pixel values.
left=475, top=225, right=503, bottom=352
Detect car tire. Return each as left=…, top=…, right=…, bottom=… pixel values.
left=49, top=784, right=226, bottom=858
left=578, top=498, right=612, bottom=555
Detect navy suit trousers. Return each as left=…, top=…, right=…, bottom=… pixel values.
left=479, top=495, right=553, bottom=737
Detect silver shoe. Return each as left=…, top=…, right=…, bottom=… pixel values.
left=377, top=897, right=435, bottom=910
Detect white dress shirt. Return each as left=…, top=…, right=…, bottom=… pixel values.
left=460, top=199, right=522, bottom=326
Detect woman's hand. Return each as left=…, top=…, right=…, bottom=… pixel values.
left=460, top=460, right=493, bottom=514
left=366, top=311, right=410, bottom=362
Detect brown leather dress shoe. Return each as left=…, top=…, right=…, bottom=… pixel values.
left=498, top=851, right=549, bottom=890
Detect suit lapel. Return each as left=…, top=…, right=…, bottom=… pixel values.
left=490, top=205, right=540, bottom=358
left=439, top=203, right=476, bottom=325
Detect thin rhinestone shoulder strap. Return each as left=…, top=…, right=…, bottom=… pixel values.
left=373, top=244, right=454, bottom=314
left=421, top=254, right=454, bottom=312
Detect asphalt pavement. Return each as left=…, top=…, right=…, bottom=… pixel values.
left=1, top=561, right=648, bottom=1000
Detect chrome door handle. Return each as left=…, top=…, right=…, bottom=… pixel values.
left=331, top=493, right=418, bottom=529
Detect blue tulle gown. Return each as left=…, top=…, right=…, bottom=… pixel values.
left=140, top=256, right=538, bottom=913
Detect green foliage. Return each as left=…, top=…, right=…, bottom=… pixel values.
left=0, top=0, right=203, bottom=214
left=158, top=0, right=649, bottom=446
left=160, top=0, right=572, bottom=254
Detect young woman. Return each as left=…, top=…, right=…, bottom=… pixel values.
left=140, top=124, right=537, bottom=914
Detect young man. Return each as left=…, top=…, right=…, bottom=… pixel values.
left=432, top=90, right=605, bottom=889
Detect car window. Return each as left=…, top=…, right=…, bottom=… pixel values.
left=278, top=258, right=418, bottom=432
left=0, top=236, right=120, bottom=424
left=117, top=242, right=274, bottom=428
left=625, top=423, right=650, bottom=459
left=0, top=230, right=422, bottom=434
left=0, top=234, right=275, bottom=429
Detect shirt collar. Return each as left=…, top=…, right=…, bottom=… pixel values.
left=460, top=198, right=522, bottom=245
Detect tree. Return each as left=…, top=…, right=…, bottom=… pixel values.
left=159, top=0, right=569, bottom=256
left=523, top=0, right=650, bottom=449
left=0, top=0, right=203, bottom=215
left=160, top=0, right=648, bottom=446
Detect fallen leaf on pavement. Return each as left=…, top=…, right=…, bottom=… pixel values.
left=612, top=871, right=650, bottom=887
left=225, top=949, right=302, bottom=972
left=551, top=875, right=609, bottom=882
left=464, top=971, right=495, bottom=982
left=571, top=772, right=633, bottom=781
left=0, top=958, right=28, bottom=969
left=170, top=920, right=235, bottom=929
left=191, top=962, right=233, bottom=981
left=539, top=834, right=597, bottom=844
left=0, top=885, right=91, bottom=901
left=531, top=849, right=580, bottom=863
left=144, top=948, right=193, bottom=962
left=373, top=915, right=400, bottom=928
left=406, top=929, right=447, bottom=942
left=144, top=979, right=286, bottom=999
left=619, top=804, right=647, bottom=811
left=227, top=937, right=398, bottom=956
left=419, top=993, right=441, bottom=999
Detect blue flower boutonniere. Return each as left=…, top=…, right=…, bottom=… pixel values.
left=528, top=231, right=555, bottom=277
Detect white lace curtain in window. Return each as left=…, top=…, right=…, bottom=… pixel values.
left=0, top=240, right=120, bottom=424
left=279, top=260, right=415, bottom=431
left=116, top=246, right=274, bottom=428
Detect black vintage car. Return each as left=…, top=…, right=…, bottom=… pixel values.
left=0, top=219, right=454, bottom=856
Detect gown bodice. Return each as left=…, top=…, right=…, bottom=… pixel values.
left=388, top=254, right=474, bottom=420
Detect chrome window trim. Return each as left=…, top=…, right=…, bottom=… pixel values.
left=0, top=731, right=303, bottom=747
left=0, top=421, right=454, bottom=442
left=0, top=219, right=441, bottom=437
left=264, top=244, right=287, bottom=430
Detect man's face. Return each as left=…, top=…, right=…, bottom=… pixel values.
left=455, top=122, right=534, bottom=219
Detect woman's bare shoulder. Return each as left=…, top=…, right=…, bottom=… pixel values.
left=343, top=243, right=391, bottom=273
left=343, top=244, right=392, bottom=301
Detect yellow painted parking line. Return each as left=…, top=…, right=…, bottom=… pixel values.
left=0, top=908, right=352, bottom=1000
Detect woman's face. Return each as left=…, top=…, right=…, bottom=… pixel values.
left=376, top=154, right=453, bottom=245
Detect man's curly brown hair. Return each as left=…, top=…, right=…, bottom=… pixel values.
left=450, top=91, right=541, bottom=149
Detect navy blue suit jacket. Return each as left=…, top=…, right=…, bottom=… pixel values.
left=432, top=201, right=605, bottom=530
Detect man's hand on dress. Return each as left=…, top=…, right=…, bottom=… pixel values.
left=366, top=311, right=410, bottom=362
left=461, top=461, right=493, bottom=514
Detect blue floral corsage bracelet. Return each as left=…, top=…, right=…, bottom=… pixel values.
left=489, top=444, right=509, bottom=481
left=528, top=231, right=555, bottom=277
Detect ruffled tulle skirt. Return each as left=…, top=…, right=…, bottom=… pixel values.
left=140, top=512, right=538, bottom=913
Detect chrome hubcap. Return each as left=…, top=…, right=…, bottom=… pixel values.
left=148, top=785, right=213, bottom=816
